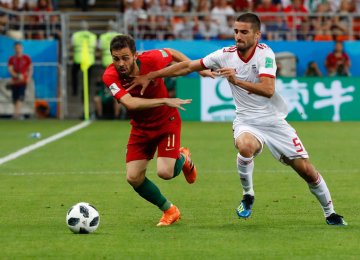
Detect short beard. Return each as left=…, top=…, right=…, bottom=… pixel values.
left=236, top=42, right=248, bottom=52
left=117, top=62, right=135, bottom=79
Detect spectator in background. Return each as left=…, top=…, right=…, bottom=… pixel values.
left=153, top=15, right=175, bottom=40
left=194, top=15, right=219, bottom=40
left=211, top=0, right=235, bottom=29
left=7, top=41, right=33, bottom=119
left=124, top=0, right=147, bottom=31
left=99, top=20, right=120, bottom=68
left=32, top=0, right=53, bottom=39
left=93, top=77, right=125, bottom=119
left=147, top=0, right=173, bottom=15
left=232, top=0, right=255, bottom=12
left=0, top=2, right=8, bottom=35
left=7, top=0, right=27, bottom=39
left=283, top=0, right=308, bottom=40
left=48, top=14, right=61, bottom=40
left=332, top=0, right=353, bottom=41
left=255, top=0, right=284, bottom=40
left=303, top=0, right=325, bottom=12
left=75, top=0, right=95, bottom=11
left=94, top=20, right=124, bottom=119
left=170, top=0, right=192, bottom=12
left=124, top=0, right=154, bottom=39
left=310, top=2, right=332, bottom=41
left=219, top=15, right=236, bottom=39
left=195, top=0, right=211, bottom=13
left=304, top=61, right=322, bottom=76
left=173, top=15, right=195, bottom=40
left=325, top=40, right=351, bottom=76
left=71, top=20, right=97, bottom=96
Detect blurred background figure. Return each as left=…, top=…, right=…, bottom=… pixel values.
left=98, top=20, right=120, bottom=68
left=211, top=0, right=235, bottom=29
left=70, top=20, right=97, bottom=96
left=93, top=20, right=125, bottom=120
left=32, top=0, right=53, bottom=39
left=7, top=41, right=33, bottom=119
left=93, top=77, right=125, bottom=120
left=325, top=40, right=351, bottom=76
left=304, top=61, right=322, bottom=77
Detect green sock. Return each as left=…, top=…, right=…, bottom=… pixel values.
left=173, top=154, right=185, bottom=178
left=134, top=177, right=171, bottom=210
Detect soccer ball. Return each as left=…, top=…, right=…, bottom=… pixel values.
left=66, top=202, right=100, bottom=234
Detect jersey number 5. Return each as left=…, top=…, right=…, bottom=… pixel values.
left=292, top=137, right=304, bottom=153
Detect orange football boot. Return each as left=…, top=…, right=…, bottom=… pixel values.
left=179, top=147, right=197, bottom=184
left=157, top=205, right=181, bottom=226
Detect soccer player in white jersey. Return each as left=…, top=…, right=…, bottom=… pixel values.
left=128, top=13, right=347, bottom=226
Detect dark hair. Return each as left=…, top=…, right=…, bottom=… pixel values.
left=14, top=41, right=22, bottom=46
left=236, top=13, right=261, bottom=32
left=110, top=34, right=136, bottom=54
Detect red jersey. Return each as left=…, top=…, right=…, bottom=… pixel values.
left=283, top=5, right=308, bottom=29
left=102, top=49, right=179, bottom=128
left=255, top=5, right=280, bottom=23
left=325, top=52, right=350, bottom=71
left=8, top=54, right=32, bottom=86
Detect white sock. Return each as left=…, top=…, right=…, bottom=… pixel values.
left=237, top=153, right=254, bottom=196
left=308, top=173, right=335, bottom=217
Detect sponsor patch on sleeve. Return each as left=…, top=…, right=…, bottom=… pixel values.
left=265, top=57, right=274, bottom=68
left=159, top=49, right=168, bottom=57
left=109, top=83, right=120, bottom=96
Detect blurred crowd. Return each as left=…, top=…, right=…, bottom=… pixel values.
left=1, top=0, right=360, bottom=41
left=119, top=0, right=360, bottom=41
left=0, top=0, right=60, bottom=39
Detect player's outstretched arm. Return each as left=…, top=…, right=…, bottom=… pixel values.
left=128, top=60, right=204, bottom=95
left=119, top=93, right=192, bottom=111
left=165, top=48, right=214, bottom=79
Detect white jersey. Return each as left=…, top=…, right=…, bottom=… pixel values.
left=201, top=43, right=288, bottom=124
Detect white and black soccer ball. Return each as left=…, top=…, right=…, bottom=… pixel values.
left=66, top=202, right=100, bottom=234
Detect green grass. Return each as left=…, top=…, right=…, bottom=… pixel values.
left=0, top=120, right=359, bottom=259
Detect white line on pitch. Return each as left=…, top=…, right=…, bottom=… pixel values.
left=0, top=121, right=92, bottom=165
left=2, top=168, right=359, bottom=176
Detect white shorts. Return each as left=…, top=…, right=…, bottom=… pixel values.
left=233, top=118, right=309, bottom=164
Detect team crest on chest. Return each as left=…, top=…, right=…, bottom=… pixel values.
left=251, top=64, right=257, bottom=73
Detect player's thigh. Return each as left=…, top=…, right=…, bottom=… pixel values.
left=126, top=128, right=157, bottom=162
left=233, top=123, right=264, bottom=157
left=157, top=157, right=177, bottom=179
left=264, top=120, right=309, bottom=163
left=157, top=120, right=181, bottom=159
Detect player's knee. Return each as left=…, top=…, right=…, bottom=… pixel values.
left=157, top=168, right=172, bottom=180
left=236, top=137, right=260, bottom=157
left=126, top=174, right=143, bottom=188
left=238, top=146, right=255, bottom=158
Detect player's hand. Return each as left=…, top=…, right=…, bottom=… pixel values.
left=198, top=69, right=216, bottom=78
left=216, top=68, right=237, bottom=84
left=165, top=98, right=192, bottom=111
left=126, top=75, right=152, bottom=95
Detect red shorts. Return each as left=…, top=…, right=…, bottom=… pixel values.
left=126, top=116, right=182, bottom=162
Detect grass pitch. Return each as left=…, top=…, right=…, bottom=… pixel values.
left=0, top=120, right=359, bottom=259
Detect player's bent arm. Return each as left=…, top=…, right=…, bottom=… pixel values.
left=233, top=75, right=275, bottom=98
left=118, top=93, right=191, bottom=111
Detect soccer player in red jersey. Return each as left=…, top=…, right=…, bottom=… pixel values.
left=102, top=35, right=209, bottom=226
